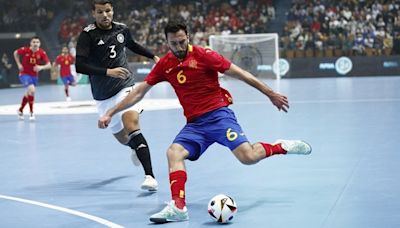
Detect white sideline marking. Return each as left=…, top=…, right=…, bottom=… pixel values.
left=0, top=194, right=124, bottom=228
left=236, top=98, right=400, bottom=105
left=0, top=98, right=181, bottom=115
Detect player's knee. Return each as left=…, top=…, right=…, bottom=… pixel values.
left=166, top=146, right=186, bottom=161
left=27, top=87, right=35, bottom=95
left=122, top=111, right=140, bottom=129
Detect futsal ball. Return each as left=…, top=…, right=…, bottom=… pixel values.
left=208, top=194, right=237, bottom=223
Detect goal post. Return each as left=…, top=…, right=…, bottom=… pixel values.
left=209, top=33, right=280, bottom=79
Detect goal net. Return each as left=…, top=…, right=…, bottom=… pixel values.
left=209, top=33, right=280, bottom=79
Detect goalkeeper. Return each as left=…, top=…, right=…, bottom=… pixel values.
left=98, top=20, right=312, bottom=223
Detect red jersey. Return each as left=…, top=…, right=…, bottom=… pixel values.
left=145, top=45, right=232, bottom=122
left=55, top=54, right=75, bottom=77
left=16, top=47, right=50, bottom=77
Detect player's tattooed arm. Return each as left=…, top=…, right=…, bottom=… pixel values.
left=98, top=82, right=153, bottom=128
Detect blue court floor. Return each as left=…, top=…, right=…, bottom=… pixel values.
left=0, top=76, right=399, bottom=228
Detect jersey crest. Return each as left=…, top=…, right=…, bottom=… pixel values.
left=117, top=33, right=124, bottom=43
left=189, top=59, right=198, bottom=69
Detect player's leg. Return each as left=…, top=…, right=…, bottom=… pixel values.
left=213, top=107, right=311, bottom=164
left=231, top=142, right=266, bottom=165
left=64, top=84, right=70, bottom=100
left=67, top=75, right=77, bottom=87
left=112, top=86, right=157, bottom=189
left=150, top=122, right=210, bottom=223
left=233, top=140, right=312, bottom=165
left=149, top=143, right=189, bottom=223
left=121, top=110, right=157, bottom=191
left=112, top=127, right=157, bottom=191
left=17, top=75, right=33, bottom=119
left=96, top=94, right=157, bottom=191
left=166, top=143, right=188, bottom=209
left=18, top=92, right=28, bottom=120
left=62, top=76, right=71, bottom=101
left=27, top=83, right=36, bottom=120
left=24, top=75, right=38, bottom=119
left=69, top=75, right=77, bottom=86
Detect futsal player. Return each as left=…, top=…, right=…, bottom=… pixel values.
left=14, top=36, right=51, bottom=121
left=98, top=20, right=312, bottom=222
left=75, top=0, right=159, bottom=190
left=53, top=46, right=76, bottom=102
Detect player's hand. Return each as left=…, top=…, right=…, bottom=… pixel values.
left=153, top=56, right=160, bottom=63
left=98, top=115, right=112, bottom=129
left=106, top=67, right=130, bottom=79
left=269, top=92, right=289, bottom=113
left=33, top=65, right=42, bottom=72
left=17, top=64, right=23, bottom=71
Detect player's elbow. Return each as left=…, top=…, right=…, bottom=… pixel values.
left=75, top=62, right=84, bottom=74
left=75, top=56, right=87, bottom=74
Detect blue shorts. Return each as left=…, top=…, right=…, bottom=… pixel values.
left=61, top=75, right=75, bottom=85
left=173, top=107, right=249, bottom=161
left=19, top=74, right=38, bottom=87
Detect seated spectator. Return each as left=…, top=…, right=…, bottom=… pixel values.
left=353, top=33, right=366, bottom=55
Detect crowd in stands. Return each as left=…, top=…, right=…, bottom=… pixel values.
left=3, top=0, right=399, bottom=59
left=58, top=0, right=275, bottom=61
left=0, top=0, right=66, bottom=32
left=282, top=0, right=400, bottom=58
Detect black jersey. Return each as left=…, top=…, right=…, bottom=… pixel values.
left=76, top=21, right=154, bottom=100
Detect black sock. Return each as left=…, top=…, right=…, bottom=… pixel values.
left=127, top=130, right=154, bottom=178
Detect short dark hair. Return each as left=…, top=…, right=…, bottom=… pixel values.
left=31, top=36, right=40, bottom=41
left=164, top=19, right=188, bottom=39
left=91, top=0, right=113, bottom=10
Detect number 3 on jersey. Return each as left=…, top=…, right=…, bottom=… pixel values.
left=109, top=45, right=116, bottom=58
left=177, top=70, right=186, bottom=84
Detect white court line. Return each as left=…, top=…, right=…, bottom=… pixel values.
left=0, top=99, right=181, bottom=115
left=236, top=97, right=400, bottom=105
left=0, top=194, right=124, bottom=228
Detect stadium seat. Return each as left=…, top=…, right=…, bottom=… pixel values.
left=334, top=48, right=343, bottom=57
left=365, top=47, right=374, bottom=56
left=294, top=49, right=304, bottom=58
left=286, top=50, right=295, bottom=59
left=384, top=48, right=392, bottom=56
left=325, top=48, right=333, bottom=57
left=315, top=49, right=323, bottom=57
left=305, top=49, right=314, bottom=57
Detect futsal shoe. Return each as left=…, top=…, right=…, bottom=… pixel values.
left=66, top=97, right=72, bottom=102
left=17, top=110, right=24, bottom=120
left=29, top=113, right=35, bottom=121
left=274, top=139, right=312, bottom=155
left=149, top=200, right=189, bottom=223
left=130, top=149, right=141, bottom=166
left=141, top=175, right=158, bottom=191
